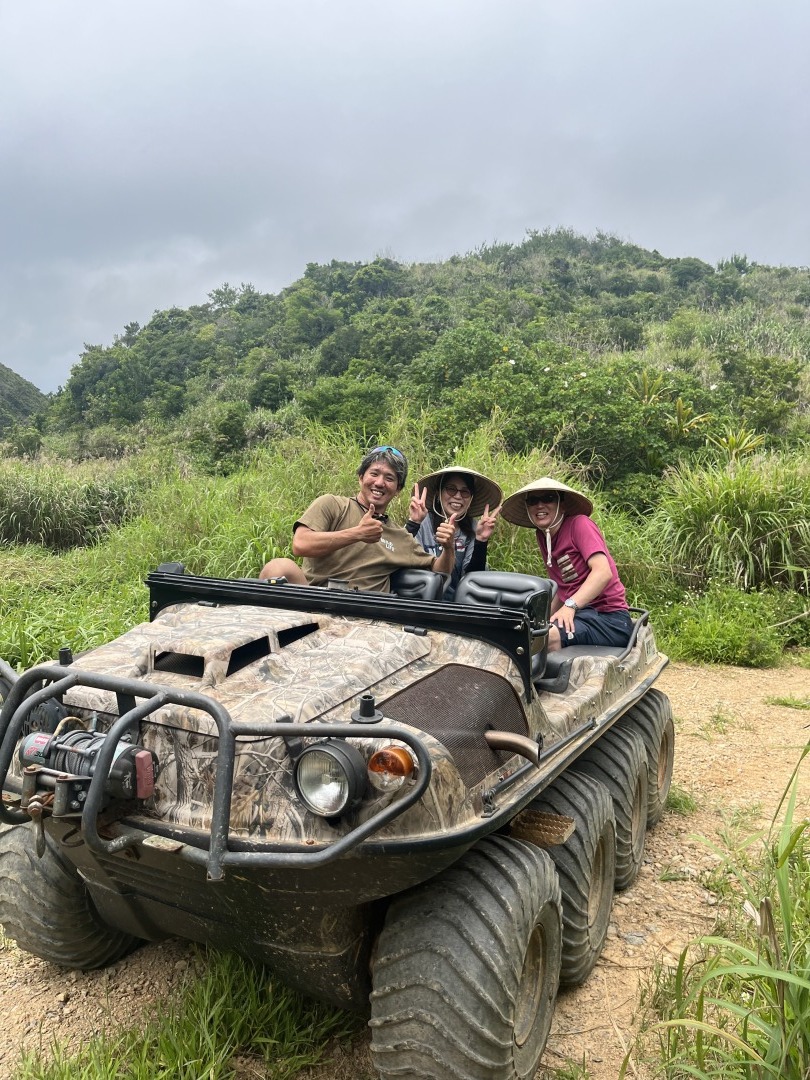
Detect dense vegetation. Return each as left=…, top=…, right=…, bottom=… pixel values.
left=0, top=361, right=46, bottom=436
left=1, top=228, right=808, bottom=667
left=6, top=230, right=808, bottom=501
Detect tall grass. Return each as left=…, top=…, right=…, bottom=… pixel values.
left=635, top=748, right=810, bottom=1078
left=0, top=459, right=148, bottom=549
left=0, top=419, right=807, bottom=669
left=648, top=453, right=810, bottom=592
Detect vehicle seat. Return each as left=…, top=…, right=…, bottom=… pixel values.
left=454, top=572, right=554, bottom=678
left=534, top=609, right=650, bottom=694
left=389, top=568, right=447, bottom=602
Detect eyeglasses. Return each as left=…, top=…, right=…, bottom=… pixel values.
left=443, top=485, right=472, bottom=498
left=526, top=493, right=560, bottom=506
left=370, top=445, right=404, bottom=458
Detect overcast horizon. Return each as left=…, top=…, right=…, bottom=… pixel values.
left=2, top=0, right=808, bottom=393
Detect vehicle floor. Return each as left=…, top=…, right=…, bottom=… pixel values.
left=0, top=661, right=808, bottom=1080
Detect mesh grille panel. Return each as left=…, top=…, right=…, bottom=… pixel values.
left=153, top=651, right=204, bottom=677
left=380, top=664, right=528, bottom=788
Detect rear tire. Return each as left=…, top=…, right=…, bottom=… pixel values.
left=577, top=726, right=648, bottom=891
left=370, top=834, right=562, bottom=1080
left=0, top=822, right=139, bottom=969
left=530, top=771, right=616, bottom=986
left=617, top=689, right=675, bottom=827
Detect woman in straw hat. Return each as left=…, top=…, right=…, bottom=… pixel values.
left=501, top=477, right=633, bottom=652
left=406, top=466, right=503, bottom=601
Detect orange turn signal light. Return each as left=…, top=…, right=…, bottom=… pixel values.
left=367, top=745, right=415, bottom=790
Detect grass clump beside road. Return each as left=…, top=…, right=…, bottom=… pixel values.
left=635, top=749, right=810, bottom=1079
left=13, top=948, right=357, bottom=1080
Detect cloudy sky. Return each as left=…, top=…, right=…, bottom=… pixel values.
left=2, top=0, right=808, bottom=393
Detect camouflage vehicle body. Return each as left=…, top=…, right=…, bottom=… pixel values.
left=0, top=567, right=671, bottom=1076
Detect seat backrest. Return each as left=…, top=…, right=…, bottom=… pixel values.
left=454, top=571, right=554, bottom=613
left=454, top=571, right=554, bottom=679
left=389, top=567, right=447, bottom=602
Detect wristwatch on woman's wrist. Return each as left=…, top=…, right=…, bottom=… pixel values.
left=563, top=598, right=578, bottom=611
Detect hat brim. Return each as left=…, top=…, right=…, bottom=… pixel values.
left=501, top=477, right=593, bottom=529
left=415, top=467, right=503, bottom=519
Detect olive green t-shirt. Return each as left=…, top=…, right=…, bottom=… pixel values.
left=295, top=494, right=437, bottom=593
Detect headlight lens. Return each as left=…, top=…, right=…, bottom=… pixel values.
left=295, top=741, right=366, bottom=817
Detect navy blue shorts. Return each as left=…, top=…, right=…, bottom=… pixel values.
left=553, top=607, right=633, bottom=649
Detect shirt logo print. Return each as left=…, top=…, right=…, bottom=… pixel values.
left=557, top=553, right=578, bottom=584
left=380, top=538, right=394, bottom=551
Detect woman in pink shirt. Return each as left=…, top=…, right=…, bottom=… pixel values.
left=501, top=477, right=633, bottom=653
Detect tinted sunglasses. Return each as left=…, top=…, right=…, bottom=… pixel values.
left=526, top=492, right=560, bottom=506
left=370, top=445, right=404, bottom=458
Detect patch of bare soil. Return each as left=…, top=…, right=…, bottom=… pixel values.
left=1, top=663, right=808, bottom=1080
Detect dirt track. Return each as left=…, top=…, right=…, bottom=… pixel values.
left=1, top=661, right=808, bottom=1079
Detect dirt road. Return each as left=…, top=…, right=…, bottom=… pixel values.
left=1, top=662, right=808, bottom=1079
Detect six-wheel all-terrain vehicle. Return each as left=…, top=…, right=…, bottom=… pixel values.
left=0, top=565, right=674, bottom=1080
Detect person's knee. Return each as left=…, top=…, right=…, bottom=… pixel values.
left=547, top=624, right=562, bottom=652
left=260, top=558, right=307, bottom=584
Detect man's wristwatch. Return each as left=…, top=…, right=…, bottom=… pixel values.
left=563, top=598, right=579, bottom=611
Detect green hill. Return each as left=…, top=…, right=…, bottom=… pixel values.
left=34, top=229, right=810, bottom=480
left=0, top=362, right=47, bottom=434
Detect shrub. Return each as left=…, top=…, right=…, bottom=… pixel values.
left=655, top=584, right=787, bottom=667
left=648, top=453, right=810, bottom=592
left=0, top=460, right=146, bottom=549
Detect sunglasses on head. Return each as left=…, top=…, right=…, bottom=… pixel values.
left=370, top=445, right=404, bottom=458
left=526, top=492, right=560, bottom=506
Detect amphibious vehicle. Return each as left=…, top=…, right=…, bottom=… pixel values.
left=0, top=565, right=674, bottom=1079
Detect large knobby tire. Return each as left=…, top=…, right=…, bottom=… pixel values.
left=617, top=689, right=675, bottom=828
left=530, top=771, right=616, bottom=986
left=576, top=726, right=648, bottom=891
left=370, top=834, right=562, bottom=1080
left=0, top=822, right=140, bottom=968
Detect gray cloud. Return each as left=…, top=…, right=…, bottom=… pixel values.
left=1, top=0, right=808, bottom=391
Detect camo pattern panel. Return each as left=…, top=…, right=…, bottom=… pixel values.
left=140, top=723, right=472, bottom=842
left=62, top=605, right=432, bottom=735
left=539, top=625, right=663, bottom=735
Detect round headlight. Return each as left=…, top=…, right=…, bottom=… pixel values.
left=295, top=741, right=366, bottom=817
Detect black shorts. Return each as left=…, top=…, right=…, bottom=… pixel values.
left=554, top=607, right=633, bottom=649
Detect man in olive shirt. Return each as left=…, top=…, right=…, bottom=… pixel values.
left=260, top=447, right=456, bottom=593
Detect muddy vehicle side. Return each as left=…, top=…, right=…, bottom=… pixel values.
left=0, top=567, right=674, bottom=1080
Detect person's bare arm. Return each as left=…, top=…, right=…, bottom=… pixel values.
left=552, top=553, right=613, bottom=633
left=292, top=506, right=382, bottom=557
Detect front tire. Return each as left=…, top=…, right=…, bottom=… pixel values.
left=370, top=834, right=562, bottom=1080
left=0, top=822, right=139, bottom=969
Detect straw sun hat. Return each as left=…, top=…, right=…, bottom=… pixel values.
left=500, top=477, right=594, bottom=529
left=414, top=466, right=503, bottom=519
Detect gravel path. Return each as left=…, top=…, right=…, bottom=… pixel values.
left=1, top=661, right=808, bottom=1079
